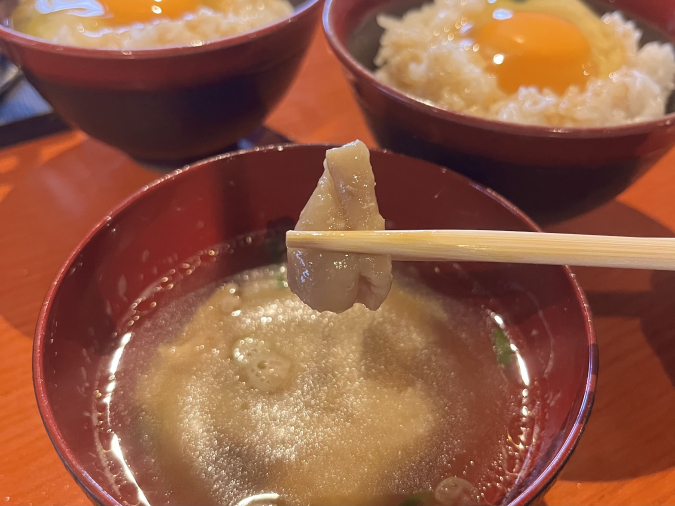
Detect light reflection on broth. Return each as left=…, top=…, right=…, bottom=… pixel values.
left=92, top=238, right=539, bottom=506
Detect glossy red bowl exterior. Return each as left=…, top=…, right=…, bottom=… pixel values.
left=34, top=145, right=596, bottom=505
left=324, top=0, right=675, bottom=222
left=0, top=0, right=320, bottom=162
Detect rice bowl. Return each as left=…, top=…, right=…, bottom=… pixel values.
left=374, top=0, right=675, bottom=127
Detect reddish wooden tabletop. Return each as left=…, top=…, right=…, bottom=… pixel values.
left=1, top=27, right=675, bottom=506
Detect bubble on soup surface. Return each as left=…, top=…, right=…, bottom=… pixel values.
left=221, top=282, right=242, bottom=313
left=434, top=476, right=479, bottom=505
left=241, top=351, right=293, bottom=392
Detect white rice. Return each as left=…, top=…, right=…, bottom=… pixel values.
left=14, top=0, right=293, bottom=49
left=375, top=0, right=675, bottom=127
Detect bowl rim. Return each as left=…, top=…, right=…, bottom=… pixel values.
left=33, top=143, right=598, bottom=506
left=0, top=0, right=320, bottom=59
left=323, top=0, right=675, bottom=139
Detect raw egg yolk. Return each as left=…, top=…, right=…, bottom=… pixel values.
left=475, top=11, right=593, bottom=95
left=100, top=0, right=199, bottom=25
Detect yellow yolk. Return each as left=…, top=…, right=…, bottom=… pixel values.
left=30, top=0, right=200, bottom=26
left=474, top=11, right=593, bottom=95
left=99, top=0, right=199, bottom=24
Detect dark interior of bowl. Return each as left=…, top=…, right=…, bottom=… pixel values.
left=0, top=0, right=19, bottom=26
left=36, top=146, right=595, bottom=506
left=347, top=0, right=675, bottom=113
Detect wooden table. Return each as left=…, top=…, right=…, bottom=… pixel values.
left=2, top=27, right=675, bottom=506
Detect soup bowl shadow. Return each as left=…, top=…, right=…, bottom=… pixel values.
left=0, top=0, right=321, bottom=163
left=324, top=0, right=675, bottom=223
left=34, top=144, right=596, bottom=505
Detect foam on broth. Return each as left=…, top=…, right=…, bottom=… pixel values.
left=92, top=235, right=540, bottom=506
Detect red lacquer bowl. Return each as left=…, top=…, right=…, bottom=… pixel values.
left=34, top=145, right=597, bottom=505
left=0, top=0, right=320, bottom=162
left=324, top=0, right=675, bottom=223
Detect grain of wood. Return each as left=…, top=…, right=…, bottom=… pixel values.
left=286, top=230, right=675, bottom=270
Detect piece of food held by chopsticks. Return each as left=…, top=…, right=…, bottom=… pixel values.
left=286, top=140, right=393, bottom=313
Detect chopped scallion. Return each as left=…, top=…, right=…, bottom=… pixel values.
left=399, top=491, right=435, bottom=506
left=491, top=328, right=513, bottom=366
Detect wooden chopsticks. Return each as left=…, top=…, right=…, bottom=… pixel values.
left=285, top=230, right=675, bottom=270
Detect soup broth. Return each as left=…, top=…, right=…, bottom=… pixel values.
left=92, top=239, right=540, bottom=506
